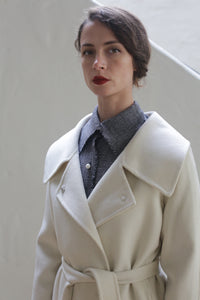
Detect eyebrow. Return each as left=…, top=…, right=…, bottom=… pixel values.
left=81, top=40, right=120, bottom=48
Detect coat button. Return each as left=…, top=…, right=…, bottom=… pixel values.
left=61, top=185, right=65, bottom=193
left=85, top=163, right=91, bottom=169
left=121, top=195, right=126, bottom=202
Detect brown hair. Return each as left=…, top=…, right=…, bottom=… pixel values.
left=75, top=6, right=151, bottom=87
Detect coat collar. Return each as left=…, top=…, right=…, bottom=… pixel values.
left=43, top=113, right=91, bottom=184
left=122, top=111, right=190, bottom=196
left=43, top=111, right=189, bottom=197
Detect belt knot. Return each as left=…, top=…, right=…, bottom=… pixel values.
left=61, top=257, right=159, bottom=300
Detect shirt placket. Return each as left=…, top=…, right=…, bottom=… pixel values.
left=91, top=130, right=102, bottom=191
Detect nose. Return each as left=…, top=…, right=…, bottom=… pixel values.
left=93, top=54, right=106, bottom=70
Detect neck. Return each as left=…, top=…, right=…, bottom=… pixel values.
left=97, top=93, right=134, bottom=122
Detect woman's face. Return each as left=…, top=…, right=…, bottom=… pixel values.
left=80, top=20, right=134, bottom=100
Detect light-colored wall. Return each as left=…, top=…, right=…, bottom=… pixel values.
left=0, top=0, right=94, bottom=299
left=1, top=0, right=199, bottom=299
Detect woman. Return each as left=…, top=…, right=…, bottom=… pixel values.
left=32, top=6, right=200, bottom=300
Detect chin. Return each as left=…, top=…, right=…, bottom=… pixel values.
left=93, top=92, right=113, bottom=98
left=90, top=87, right=114, bottom=98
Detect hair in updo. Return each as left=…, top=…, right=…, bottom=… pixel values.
left=75, top=6, right=151, bottom=87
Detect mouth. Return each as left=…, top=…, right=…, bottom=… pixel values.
left=92, top=76, right=110, bottom=85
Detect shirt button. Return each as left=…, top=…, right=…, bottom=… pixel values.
left=85, top=163, right=91, bottom=170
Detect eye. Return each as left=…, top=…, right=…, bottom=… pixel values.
left=108, top=48, right=121, bottom=54
left=81, top=49, right=94, bottom=56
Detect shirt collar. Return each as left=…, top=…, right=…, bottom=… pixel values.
left=79, top=101, right=146, bottom=154
left=78, top=106, right=101, bottom=152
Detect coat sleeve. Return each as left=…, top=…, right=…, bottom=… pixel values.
left=31, top=181, right=61, bottom=300
left=160, top=147, right=200, bottom=299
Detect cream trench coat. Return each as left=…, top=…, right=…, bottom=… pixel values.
left=32, top=111, right=200, bottom=300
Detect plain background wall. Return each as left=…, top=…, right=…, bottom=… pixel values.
left=0, top=0, right=199, bottom=299
left=0, top=0, right=94, bottom=299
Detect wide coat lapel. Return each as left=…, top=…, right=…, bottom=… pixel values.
left=43, top=114, right=109, bottom=266
left=56, top=150, right=109, bottom=264
left=88, top=152, right=136, bottom=227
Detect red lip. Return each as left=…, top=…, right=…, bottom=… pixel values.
left=93, top=76, right=110, bottom=85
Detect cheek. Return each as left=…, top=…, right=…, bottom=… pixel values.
left=125, top=59, right=134, bottom=79
left=119, top=62, right=134, bottom=83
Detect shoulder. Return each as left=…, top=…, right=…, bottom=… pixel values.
left=123, top=111, right=190, bottom=196
left=142, top=111, right=190, bottom=158
left=43, top=113, right=92, bottom=183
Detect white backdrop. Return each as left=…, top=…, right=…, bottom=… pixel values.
left=0, top=0, right=199, bottom=299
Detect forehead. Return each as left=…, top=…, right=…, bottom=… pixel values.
left=80, top=20, right=118, bottom=46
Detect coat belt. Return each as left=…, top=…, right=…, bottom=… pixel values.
left=61, top=257, right=159, bottom=300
